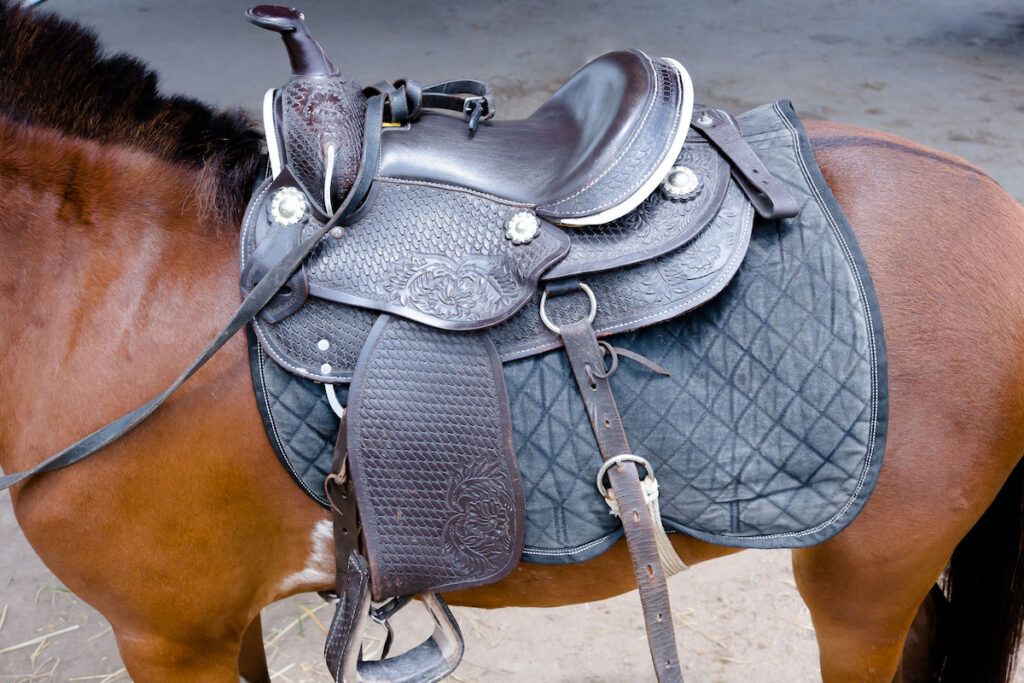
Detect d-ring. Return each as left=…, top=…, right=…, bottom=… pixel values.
left=596, top=454, right=653, bottom=499
left=539, top=282, right=597, bottom=335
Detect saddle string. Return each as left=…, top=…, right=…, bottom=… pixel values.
left=263, top=88, right=283, bottom=179
left=324, top=144, right=336, bottom=214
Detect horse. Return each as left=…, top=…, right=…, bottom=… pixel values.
left=2, top=4, right=1024, bottom=681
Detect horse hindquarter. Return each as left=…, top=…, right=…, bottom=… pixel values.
left=795, top=121, right=1024, bottom=681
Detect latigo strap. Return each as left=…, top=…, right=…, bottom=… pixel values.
left=555, top=311, right=683, bottom=682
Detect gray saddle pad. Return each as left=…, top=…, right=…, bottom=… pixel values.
left=247, top=100, right=888, bottom=563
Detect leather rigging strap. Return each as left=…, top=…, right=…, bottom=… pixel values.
left=556, top=313, right=683, bottom=683
left=0, top=93, right=390, bottom=493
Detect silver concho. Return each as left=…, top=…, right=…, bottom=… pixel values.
left=660, top=165, right=703, bottom=201
left=269, top=187, right=307, bottom=226
left=505, top=211, right=540, bottom=245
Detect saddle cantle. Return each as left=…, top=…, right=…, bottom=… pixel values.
left=242, top=6, right=798, bottom=682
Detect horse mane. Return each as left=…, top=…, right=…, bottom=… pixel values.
left=0, top=2, right=264, bottom=223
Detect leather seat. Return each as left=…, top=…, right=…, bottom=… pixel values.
left=376, top=50, right=693, bottom=226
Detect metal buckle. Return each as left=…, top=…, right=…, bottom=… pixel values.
left=596, top=454, right=654, bottom=499
left=462, top=96, right=487, bottom=132
left=461, top=95, right=487, bottom=119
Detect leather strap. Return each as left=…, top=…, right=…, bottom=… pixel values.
left=558, top=317, right=683, bottom=683
left=346, top=315, right=524, bottom=599
left=323, top=418, right=368, bottom=681
left=325, top=416, right=360, bottom=589
left=364, top=78, right=494, bottom=132
left=0, top=218, right=333, bottom=491
left=692, top=107, right=799, bottom=220
left=0, top=92, right=390, bottom=493
left=239, top=168, right=310, bottom=323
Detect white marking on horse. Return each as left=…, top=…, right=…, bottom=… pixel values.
left=278, top=519, right=334, bottom=594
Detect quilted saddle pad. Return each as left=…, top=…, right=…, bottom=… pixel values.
left=247, top=101, right=888, bottom=563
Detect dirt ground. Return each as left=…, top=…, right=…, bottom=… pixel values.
left=2, top=0, right=1022, bottom=680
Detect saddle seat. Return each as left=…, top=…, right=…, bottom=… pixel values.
left=378, top=50, right=694, bottom=226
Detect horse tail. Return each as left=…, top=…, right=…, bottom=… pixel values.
left=940, top=456, right=1024, bottom=681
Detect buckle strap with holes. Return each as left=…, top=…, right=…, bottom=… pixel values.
left=364, top=78, right=494, bottom=133
left=555, top=313, right=683, bottom=683
left=324, top=415, right=360, bottom=589
left=691, top=107, right=798, bottom=220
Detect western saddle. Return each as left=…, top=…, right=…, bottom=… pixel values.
left=239, top=5, right=798, bottom=682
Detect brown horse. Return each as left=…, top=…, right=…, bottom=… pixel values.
left=2, top=5, right=1024, bottom=682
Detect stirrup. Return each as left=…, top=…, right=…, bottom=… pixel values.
left=328, top=555, right=464, bottom=683
left=348, top=593, right=463, bottom=683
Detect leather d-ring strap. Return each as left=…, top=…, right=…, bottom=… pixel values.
left=691, top=107, right=799, bottom=220
left=558, top=317, right=683, bottom=683
left=0, top=93, right=390, bottom=493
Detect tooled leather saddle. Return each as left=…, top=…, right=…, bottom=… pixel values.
left=241, top=6, right=798, bottom=682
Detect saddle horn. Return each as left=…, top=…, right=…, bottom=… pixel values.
left=246, top=5, right=336, bottom=77
left=247, top=5, right=366, bottom=217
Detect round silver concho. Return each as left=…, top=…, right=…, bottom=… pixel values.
left=660, top=165, right=702, bottom=201
left=505, top=211, right=540, bottom=245
left=269, top=187, right=308, bottom=226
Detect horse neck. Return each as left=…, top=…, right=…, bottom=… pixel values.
left=0, top=120, right=242, bottom=472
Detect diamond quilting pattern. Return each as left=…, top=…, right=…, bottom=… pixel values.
left=249, top=102, right=886, bottom=562
left=249, top=334, right=345, bottom=504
